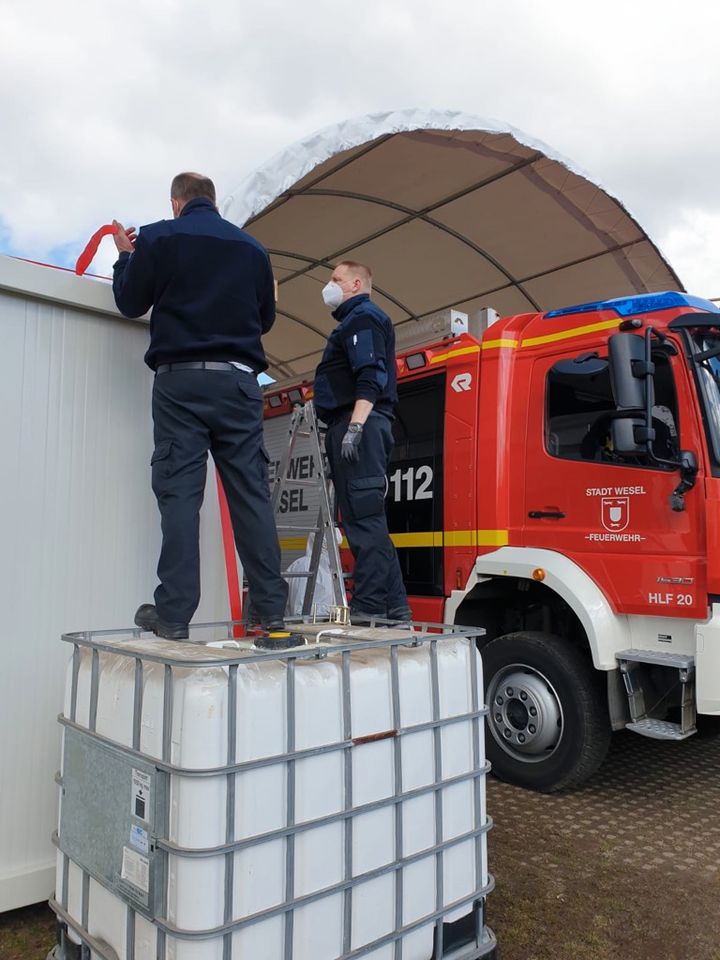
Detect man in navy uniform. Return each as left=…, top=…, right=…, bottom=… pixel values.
left=314, top=261, right=411, bottom=624
left=112, top=172, right=295, bottom=647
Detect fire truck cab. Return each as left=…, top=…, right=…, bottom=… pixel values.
left=263, top=290, right=720, bottom=792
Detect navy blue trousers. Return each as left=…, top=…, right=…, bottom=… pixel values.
left=326, top=413, right=409, bottom=618
left=150, top=368, right=287, bottom=624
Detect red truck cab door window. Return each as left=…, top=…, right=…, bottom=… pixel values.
left=388, top=373, right=446, bottom=596
left=523, top=348, right=706, bottom=619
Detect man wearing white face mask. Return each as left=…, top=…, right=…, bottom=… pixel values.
left=313, top=261, right=411, bottom=624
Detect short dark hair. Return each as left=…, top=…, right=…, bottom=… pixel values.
left=170, top=172, right=216, bottom=205
left=336, top=260, right=372, bottom=282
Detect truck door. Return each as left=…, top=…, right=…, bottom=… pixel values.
left=522, top=345, right=706, bottom=619
left=388, top=373, right=446, bottom=598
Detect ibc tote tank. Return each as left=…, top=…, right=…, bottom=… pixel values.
left=50, top=620, right=496, bottom=960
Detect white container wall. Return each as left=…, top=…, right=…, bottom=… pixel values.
left=0, top=257, right=232, bottom=912
left=52, top=624, right=494, bottom=960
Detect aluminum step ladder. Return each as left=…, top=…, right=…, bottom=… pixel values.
left=270, top=401, right=347, bottom=617
left=616, top=648, right=697, bottom=740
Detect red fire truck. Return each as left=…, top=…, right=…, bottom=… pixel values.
left=262, top=290, right=720, bottom=792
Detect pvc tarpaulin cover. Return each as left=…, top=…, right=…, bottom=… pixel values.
left=222, top=109, right=682, bottom=380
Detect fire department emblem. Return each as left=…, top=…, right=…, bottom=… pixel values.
left=601, top=496, right=629, bottom=532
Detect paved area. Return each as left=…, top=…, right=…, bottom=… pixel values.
left=4, top=729, right=720, bottom=960
left=487, top=728, right=720, bottom=960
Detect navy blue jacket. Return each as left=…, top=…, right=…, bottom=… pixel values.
left=112, top=198, right=275, bottom=372
left=314, top=294, right=398, bottom=422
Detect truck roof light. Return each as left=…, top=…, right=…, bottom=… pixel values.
left=406, top=352, right=427, bottom=370
left=544, top=292, right=720, bottom=320
left=267, top=394, right=283, bottom=408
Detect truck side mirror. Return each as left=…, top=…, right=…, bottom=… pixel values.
left=551, top=352, right=608, bottom=377
left=610, top=417, right=650, bottom=455
left=608, top=333, right=648, bottom=411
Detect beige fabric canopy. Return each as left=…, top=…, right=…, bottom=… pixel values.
left=222, top=109, right=682, bottom=380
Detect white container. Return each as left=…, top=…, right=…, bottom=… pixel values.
left=52, top=624, right=493, bottom=959
left=0, top=257, right=232, bottom=912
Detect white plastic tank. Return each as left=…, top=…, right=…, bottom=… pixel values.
left=51, top=622, right=494, bottom=959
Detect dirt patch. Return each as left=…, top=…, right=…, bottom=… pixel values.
left=487, top=729, right=720, bottom=960
left=0, top=902, right=56, bottom=960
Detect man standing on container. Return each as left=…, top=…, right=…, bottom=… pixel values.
left=112, top=172, right=296, bottom=648
left=314, top=261, right=411, bottom=624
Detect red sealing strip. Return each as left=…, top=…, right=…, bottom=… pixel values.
left=75, top=223, right=119, bottom=276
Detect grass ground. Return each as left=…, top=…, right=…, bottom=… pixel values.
left=0, top=902, right=55, bottom=960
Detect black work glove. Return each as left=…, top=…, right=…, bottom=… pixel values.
left=341, top=422, right=363, bottom=462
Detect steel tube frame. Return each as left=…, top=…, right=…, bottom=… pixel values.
left=51, top=621, right=493, bottom=959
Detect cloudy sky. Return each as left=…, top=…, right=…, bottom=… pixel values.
left=2, top=0, right=720, bottom=295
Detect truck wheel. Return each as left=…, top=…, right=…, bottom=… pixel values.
left=482, top=631, right=610, bottom=792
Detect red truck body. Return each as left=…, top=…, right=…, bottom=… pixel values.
left=262, top=291, right=720, bottom=790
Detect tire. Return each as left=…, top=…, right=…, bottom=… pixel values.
left=482, top=631, right=611, bottom=792
left=695, top=714, right=720, bottom=740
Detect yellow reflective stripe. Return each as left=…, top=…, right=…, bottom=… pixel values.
left=417, top=317, right=620, bottom=364
left=476, top=529, right=509, bottom=546
left=521, top=317, right=620, bottom=348
left=390, top=531, right=444, bottom=547
left=331, top=530, right=509, bottom=550
left=429, top=345, right=481, bottom=364
left=442, top=529, right=509, bottom=547
left=426, top=318, right=619, bottom=361
left=278, top=536, right=308, bottom=551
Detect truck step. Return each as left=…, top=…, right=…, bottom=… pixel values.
left=626, top=718, right=696, bottom=741
left=616, top=649, right=695, bottom=671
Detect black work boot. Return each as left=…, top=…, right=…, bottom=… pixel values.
left=134, top=603, right=189, bottom=641
left=387, top=606, right=414, bottom=629
left=388, top=606, right=412, bottom=622
left=349, top=609, right=384, bottom=626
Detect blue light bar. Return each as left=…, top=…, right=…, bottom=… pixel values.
left=545, top=291, right=720, bottom=320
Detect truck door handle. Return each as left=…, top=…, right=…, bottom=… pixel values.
left=528, top=510, right=566, bottom=519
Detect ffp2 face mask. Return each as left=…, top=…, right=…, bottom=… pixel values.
left=322, top=281, right=344, bottom=309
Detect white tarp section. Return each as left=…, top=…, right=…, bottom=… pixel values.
left=223, top=108, right=682, bottom=381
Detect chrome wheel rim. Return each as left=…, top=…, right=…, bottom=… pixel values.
left=487, top=663, right=563, bottom=763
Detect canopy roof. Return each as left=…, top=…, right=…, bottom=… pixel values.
left=222, top=109, right=682, bottom=380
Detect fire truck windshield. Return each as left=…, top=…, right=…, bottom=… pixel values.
left=691, top=332, right=720, bottom=463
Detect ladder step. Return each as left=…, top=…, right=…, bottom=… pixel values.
left=275, top=524, right=322, bottom=532
left=616, top=649, right=695, bottom=671
left=281, top=571, right=314, bottom=579
left=273, top=478, right=319, bottom=488
left=626, top=718, right=697, bottom=741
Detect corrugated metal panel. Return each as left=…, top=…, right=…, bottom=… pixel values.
left=0, top=258, right=231, bottom=911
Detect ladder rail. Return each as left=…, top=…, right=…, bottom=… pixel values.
left=270, top=401, right=347, bottom=617
left=270, top=407, right=304, bottom=513
left=301, top=404, right=346, bottom=615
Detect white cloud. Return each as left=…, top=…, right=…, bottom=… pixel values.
left=2, top=0, right=720, bottom=292
left=661, top=209, right=720, bottom=299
